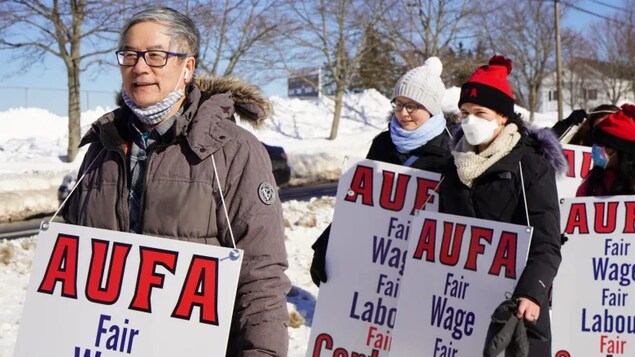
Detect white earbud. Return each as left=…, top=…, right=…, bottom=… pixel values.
left=184, top=69, right=189, bottom=81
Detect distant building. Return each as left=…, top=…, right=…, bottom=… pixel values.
left=539, top=58, right=634, bottom=112
left=287, top=68, right=321, bottom=98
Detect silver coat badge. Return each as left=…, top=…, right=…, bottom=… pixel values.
left=258, top=182, right=276, bottom=205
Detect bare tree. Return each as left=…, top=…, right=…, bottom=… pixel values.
left=380, top=0, right=480, bottom=69
left=587, top=3, right=635, bottom=105
left=560, top=29, right=595, bottom=110
left=277, top=0, right=390, bottom=140
left=178, top=0, right=289, bottom=79
left=0, top=0, right=130, bottom=162
left=478, top=0, right=557, bottom=122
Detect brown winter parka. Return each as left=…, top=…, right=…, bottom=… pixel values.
left=63, top=77, right=290, bottom=356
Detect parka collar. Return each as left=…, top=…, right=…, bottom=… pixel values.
left=81, top=76, right=272, bottom=160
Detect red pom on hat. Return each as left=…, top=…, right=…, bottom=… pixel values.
left=489, top=55, right=513, bottom=74
left=621, top=103, right=635, bottom=118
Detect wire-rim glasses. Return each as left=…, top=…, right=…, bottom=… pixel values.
left=115, top=50, right=189, bottom=68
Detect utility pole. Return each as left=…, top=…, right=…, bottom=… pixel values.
left=555, top=0, right=564, bottom=121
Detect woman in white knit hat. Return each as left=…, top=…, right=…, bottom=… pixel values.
left=310, top=56, right=451, bottom=286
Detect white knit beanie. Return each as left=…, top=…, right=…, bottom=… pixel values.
left=391, top=56, right=445, bottom=115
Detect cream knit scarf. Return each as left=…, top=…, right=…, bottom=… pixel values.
left=452, top=123, right=521, bottom=188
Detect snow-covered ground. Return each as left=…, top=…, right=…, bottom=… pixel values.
left=0, top=87, right=561, bottom=357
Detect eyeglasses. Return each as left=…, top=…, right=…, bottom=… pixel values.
left=391, top=101, right=424, bottom=114
left=115, top=50, right=189, bottom=67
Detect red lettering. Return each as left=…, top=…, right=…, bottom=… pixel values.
left=594, top=202, right=618, bottom=233
left=564, top=203, right=589, bottom=234
left=313, top=333, right=334, bottom=357
left=464, top=227, right=493, bottom=272
left=86, top=239, right=132, bottom=304
left=562, top=149, right=575, bottom=177
left=312, top=332, right=380, bottom=357
left=37, top=234, right=79, bottom=298
left=345, top=165, right=374, bottom=206
left=439, top=222, right=465, bottom=266
left=129, top=247, right=178, bottom=313
left=172, top=256, right=219, bottom=325
left=412, top=219, right=437, bottom=261
left=562, top=148, right=592, bottom=178
left=488, top=231, right=518, bottom=279
left=462, top=88, right=478, bottom=97
left=580, top=151, right=592, bottom=178
left=379, top=171, right=410, bottom=211
left=624, top=202, right=635, bottom=233
left=411, top=177, right=439, bottom=214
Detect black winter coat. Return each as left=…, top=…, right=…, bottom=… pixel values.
left=439, top=125, right=566, bottom=355
left=310, top=129, right=450, bottom=285
left=365, top=129, right=450, bottom=171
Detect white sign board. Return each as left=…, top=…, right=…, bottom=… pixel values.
left=390, top=211, right=532, bottom=356
left=307, top=158, right=441, bottom=357
left=558, top=144, right=593, bottom=199
left=15, top=222, right=242, bottom=357
left=553, top=196, right=635, bottom=357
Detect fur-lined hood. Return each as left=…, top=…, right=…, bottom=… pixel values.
left=450, top=124, right=568, bottom=175
left=115, top=75, right=272, bottom=128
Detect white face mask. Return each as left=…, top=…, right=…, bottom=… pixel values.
left=460, top=114, right=500, bottom=146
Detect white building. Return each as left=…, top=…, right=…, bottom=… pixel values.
left=539, top=59, right=634, bottom=112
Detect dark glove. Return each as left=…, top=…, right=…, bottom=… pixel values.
left=310, top=249, right=327, bottom=287
left=560, top=233, right=568, bottom=245
left=483, top=299, right=529, bottom=357
left=310, top=225, right=331, bottom=287
left=565, top=109, right=587, bottom=125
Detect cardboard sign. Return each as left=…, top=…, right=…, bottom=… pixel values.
left=390, top=211, right=532, bottom=356
left=558, top=144, right=593, bottom=199
left=553, top=196, right=635, bottom=357
left=307, top=157, right=441, bottom=357
left=14, top=222, right=242, bottom=357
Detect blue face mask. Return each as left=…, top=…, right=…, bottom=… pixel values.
left=592, top=145, right=610, bottom=169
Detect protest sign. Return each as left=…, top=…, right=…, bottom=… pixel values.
left=553, top=196, right=635, bottom=357
left=558, top=144, right=593, bottom=199
left=14, top=222, right=242, bottom=357
left=389, top=211, right=532, bottom=356
left=307, top=157, right=441, bottom=357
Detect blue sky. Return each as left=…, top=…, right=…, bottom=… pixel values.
left=0, top=1, right=615, bottom=115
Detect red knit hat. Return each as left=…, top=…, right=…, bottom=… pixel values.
left=458, top=55, right=515, bottom=118
left=593, top=103, right=635, bottom=154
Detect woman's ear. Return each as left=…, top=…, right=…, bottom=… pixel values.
left=499, top=114, right=508, bottom=126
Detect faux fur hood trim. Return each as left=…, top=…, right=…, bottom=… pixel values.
left=450, top=124, right=568, bottom=175
left=115, top=76, right=272, bottom=128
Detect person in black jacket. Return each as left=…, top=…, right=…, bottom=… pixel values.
left=310, top=56, right=451, bottom=286
left=439, top=55, right=566, bottom=357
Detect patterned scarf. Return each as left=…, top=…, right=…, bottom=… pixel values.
left=121, top=87, right=184, bottom=126
left=452, top=123, right=521, bottom=188
left=390, top=112, right=446, bottom=154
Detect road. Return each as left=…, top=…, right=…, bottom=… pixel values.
left=278, top=182, right=338, bottom=201
left=0, top=182, right=339, bottom=240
